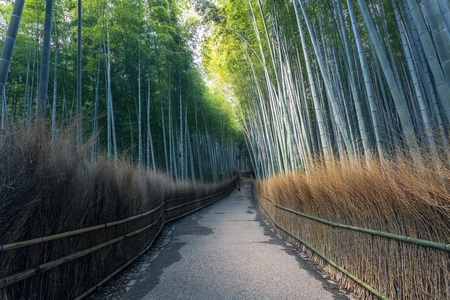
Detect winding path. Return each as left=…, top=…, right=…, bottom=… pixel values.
left=93, top=179, right=350, bottom=299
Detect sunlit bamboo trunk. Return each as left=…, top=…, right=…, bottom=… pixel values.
left=357, top=0, right=420, bottom=160
left=296, top=0, right=354, bottom=159
left=346, top=0, right=386, bottom=158
left=405, top=0, right=450, bottom=125
left=293, top=1, right=332, bottom=162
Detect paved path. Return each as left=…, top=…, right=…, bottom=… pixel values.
left=97, top=180, right=349, bottom=299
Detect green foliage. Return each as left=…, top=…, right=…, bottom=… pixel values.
left=0, top=0, right=243, bottom=181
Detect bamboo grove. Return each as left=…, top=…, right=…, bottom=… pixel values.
left=203, top=0, right=450, bottom=178
left=0, top=0, right=244, bottom=183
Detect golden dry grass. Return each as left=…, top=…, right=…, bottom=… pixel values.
left=256, top=155, right=450, bottom=299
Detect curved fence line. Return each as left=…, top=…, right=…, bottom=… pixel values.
left=0, top=202, right=165, bottom=253
left=165, top=184, right=237, bottom=223
left=259, top=205, right=387, bottom=298
left=0, top=178, right=237, bottom=299
left=259, top=195, right=388, bottom=299
left=258, top=193, right=449, bottom=299
left=0, top=186, right=235, bottom=253
left=259, top=195, right=450, bottom=252
left=73, top=219, right=165, bottom=300
left=0, top=213, right=164, bottom=289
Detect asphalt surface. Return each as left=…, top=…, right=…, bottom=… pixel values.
left=93, top=179, right=350, bottom=300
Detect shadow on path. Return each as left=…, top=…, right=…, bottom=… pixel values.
left=90, top=179, right=351, bottom=300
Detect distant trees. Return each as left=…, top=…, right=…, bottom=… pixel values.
left=0, top=0, right=242, bottom=182
left=0, top=0, right=25, bottom=127
left=203, top=0, right=450, bottom=177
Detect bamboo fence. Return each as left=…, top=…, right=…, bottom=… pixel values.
left=258, top=194, right=450, bottom=300
left=0, top=181, right=236, bottom=299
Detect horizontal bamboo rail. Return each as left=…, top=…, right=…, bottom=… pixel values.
left=0, top=178, right=237, bottom=298
left=73, top=220, right=165, bottom=300
left=0, top=202, right=165, bottom=252
left=262, top=203, right=389, bottom=300
left=258, top=196, right=388, bottom=299
left=0, top=210, right=165, bottom=289
left=259, top=194, right=450, bottom=251
left=165, top=183, right=236, bottom=222
left=166, top=185, right=235, bottom=211
left=0, top=187, right=235, bottom=254
left=259, top=193, right=450, bottom=299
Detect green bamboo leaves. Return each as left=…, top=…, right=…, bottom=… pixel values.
left=0, top=0, right=242, bottom=182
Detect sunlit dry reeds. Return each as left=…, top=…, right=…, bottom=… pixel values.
left=256, top=155, right=450, bottom=299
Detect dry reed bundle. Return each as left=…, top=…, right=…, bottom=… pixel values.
left=256, top=155, right=450, bottom=299
left=0, top=125, right=236, bottom=299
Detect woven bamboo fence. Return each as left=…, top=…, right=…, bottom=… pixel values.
left=258, top=194, right=450, bottom=300
left=0, top=180, right=236, bottom=299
